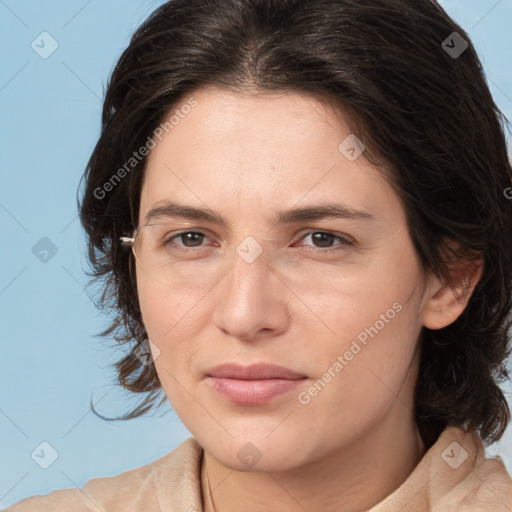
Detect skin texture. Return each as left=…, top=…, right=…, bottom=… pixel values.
left=135, top=86, right=482, bottom=512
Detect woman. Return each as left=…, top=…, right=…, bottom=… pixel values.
left=6, top=0, right=512, bottom=510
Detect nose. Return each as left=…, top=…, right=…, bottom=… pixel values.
left=211, top=240, right=289, bottom=342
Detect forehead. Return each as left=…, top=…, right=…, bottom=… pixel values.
left=139, top=86, right=402, bottom=227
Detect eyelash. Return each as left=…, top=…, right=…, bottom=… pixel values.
left=164, top=230, right=354, bottom=253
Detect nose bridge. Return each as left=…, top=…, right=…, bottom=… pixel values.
left=228, top=233, right=272, bottom=296
left=211, top=233, right=283, bottom=339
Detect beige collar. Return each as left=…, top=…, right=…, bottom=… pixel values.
left=76, top=426, right=511, bottom=512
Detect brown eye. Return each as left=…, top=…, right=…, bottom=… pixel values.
left=167, top=231, right=208, bottom=248
left=299, top=231, right=353, bottom=251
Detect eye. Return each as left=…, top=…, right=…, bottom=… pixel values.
left=164, top=229, right=353, bottom=252
left=166, top=231, right=210, bottom=248
left=296, top=231, right=353, bottom=251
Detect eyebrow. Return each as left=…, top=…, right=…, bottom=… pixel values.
left=144, top=200, right=375, bottom=227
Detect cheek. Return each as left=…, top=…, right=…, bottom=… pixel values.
left=295, top=238, right=422, bottom=354
left=136, top=274, right=208, bottom=376
left=297, top=243, right=423, bottom=407
left=137, top=269, right=195, bottom=337
left=294, top=298, right=422, bottom=450
left=137, top=280, right=169, bottom=340
left=136, top=280, right=197, bottom=411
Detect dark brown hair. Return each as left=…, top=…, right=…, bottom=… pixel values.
left=79, top=0, right=512, bottom=449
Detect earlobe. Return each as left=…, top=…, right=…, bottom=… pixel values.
left=421, top=258, right=484, bottom=330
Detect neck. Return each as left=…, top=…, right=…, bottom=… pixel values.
left=201, top=408, right=426, bottom=512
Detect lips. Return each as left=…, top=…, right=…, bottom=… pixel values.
left=206, top=363, right=306, bottom=380
left=205, top=363, right=307, bottom=405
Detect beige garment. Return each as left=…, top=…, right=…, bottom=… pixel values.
left=4, top=426, right=512, bottom=511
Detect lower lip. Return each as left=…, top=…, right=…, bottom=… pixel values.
left=205, top=377, right=306, bottom=405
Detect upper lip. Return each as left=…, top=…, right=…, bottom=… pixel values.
left=206, top=363, right=306, bottom=380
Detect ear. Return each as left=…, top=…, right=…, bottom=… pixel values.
left=421, top=255, right=484, bottom=330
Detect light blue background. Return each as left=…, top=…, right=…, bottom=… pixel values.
left=1, top=0, right=511, bottom=508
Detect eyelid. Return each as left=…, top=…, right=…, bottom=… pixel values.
left=295, top=228, right=354, bottom=245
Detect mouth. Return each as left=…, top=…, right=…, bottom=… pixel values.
left=205, top=363, right=308, bottom=405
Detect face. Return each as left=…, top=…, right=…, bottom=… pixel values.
left=136, top=86, right=430, bottom=472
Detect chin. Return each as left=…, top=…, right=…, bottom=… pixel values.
left=199, top=427, right=322, bottom=472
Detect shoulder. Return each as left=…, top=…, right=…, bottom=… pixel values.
left=442, top=449, right=512, bottom=510
left=3, top=437, right=203, bottom=512
left=2, top=488, right=91, bottom=512
left=370, top=426, right=512, bottom=512
left=431, top=427, right=512, bottom=511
